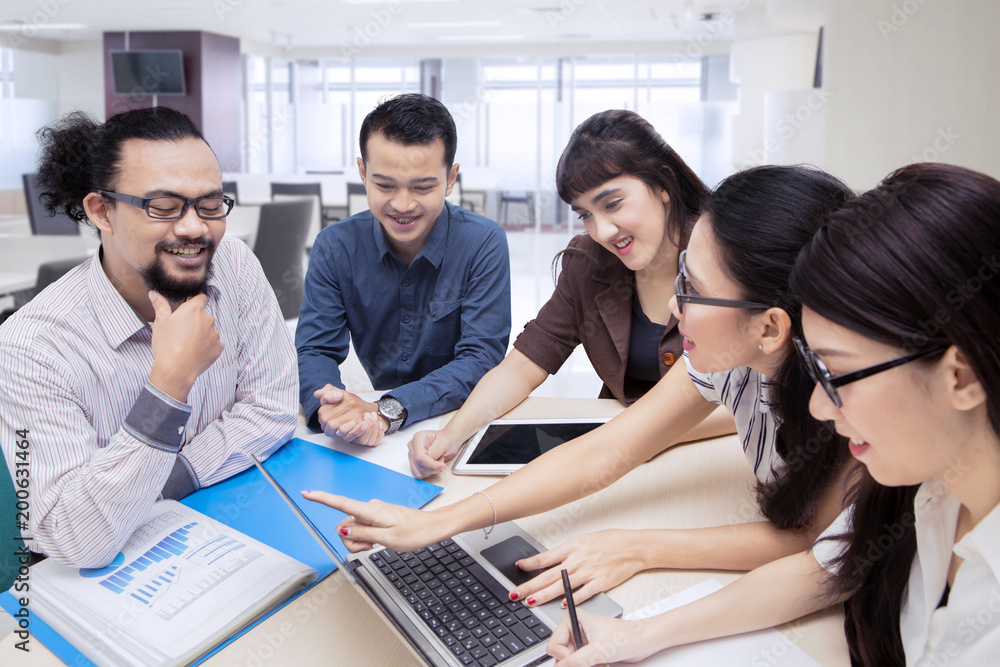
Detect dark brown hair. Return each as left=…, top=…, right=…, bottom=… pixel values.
left=556, top=109, right=708, bottom=255
left=791, top=163, right=1000, bottom=665
left=707, top=165, right=855, bottom=532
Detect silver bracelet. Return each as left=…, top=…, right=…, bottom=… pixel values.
left=476, top=490, right=497, bottom=540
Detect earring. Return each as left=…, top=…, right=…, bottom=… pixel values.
left=758, top=344, right=763, bottom=351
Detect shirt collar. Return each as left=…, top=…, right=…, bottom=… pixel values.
left=86, top=247, right=149, bottom=349
left=372, top=202, right=452, bottom=268
left=86, top=245, right=224, bottom=349
left=954, top=490, right=1000, bottom=579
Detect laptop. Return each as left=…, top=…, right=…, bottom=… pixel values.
left=250, top=455, right=622, bottom=666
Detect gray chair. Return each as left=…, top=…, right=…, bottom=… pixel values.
left=499, top=190, right=536, bottom=228
left=221, top=180, right=239, bottom=205
left=23, top=173, right=79, bottom=236
left=347, top=182, right=368, bottom=218
left=253, top=199, right=313, bottom=320
left=1, top=256, right=90, bottom=324
left=453, top=173, right=477, bottom=213
left=271, top=182, right=322, bottom=247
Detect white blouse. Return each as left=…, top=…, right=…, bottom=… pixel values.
left=814, top=478, right=1000, bottom=665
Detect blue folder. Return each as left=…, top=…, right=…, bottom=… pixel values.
left=1, top=438, right=442, bottom=666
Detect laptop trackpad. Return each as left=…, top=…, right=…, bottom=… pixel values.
left=480, top=536, right=539, bottom=587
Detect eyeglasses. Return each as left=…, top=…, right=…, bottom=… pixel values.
left=793, top=336, right=948, bottom=408
left=97, top=190, right=234, bottom=220
left=674, top=249, right=771, bottom=314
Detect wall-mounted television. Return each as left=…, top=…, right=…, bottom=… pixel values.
left=110, top=50, right=187, bottom=96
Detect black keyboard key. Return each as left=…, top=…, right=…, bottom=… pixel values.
left=488, top=644, right=511, bottom=661
left=533, top=624, right=552, bottom=639
left=466, top=563, right=511, bottom=602
left=454, top=628, right=471, bottom=642
left=499, top=634, right=525, bottom=655
left=434, top=626, right=448, bottom=638
left=460, top=556, right=476, bottom=567
left=510, top=622, right=539, bottom=646
left=491, top=625, right=508, bottom=637
left=515, top=607, right=532, bottom=620
left=438, top=611, right=454, bottom=624
left=462, top=638, right=480, bottom=651
left=477, top=656, right=497, bottom=667
left=501, top=614, right=518, bottom=626
left=447, top=620, right=463, bottom=633
left=481, top=634, right=497, bottom=647
left=484, top=617, right=500, bottom=629
left=460, top=655, right=474, bottom=665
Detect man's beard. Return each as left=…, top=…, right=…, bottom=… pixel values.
left=140, top=239, right=216, bottom=302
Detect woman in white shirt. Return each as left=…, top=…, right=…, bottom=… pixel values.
left=546, top=163, right=1000, bottom=666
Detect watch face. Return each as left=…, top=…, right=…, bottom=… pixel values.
left=379, top=397, right=404, bottom=420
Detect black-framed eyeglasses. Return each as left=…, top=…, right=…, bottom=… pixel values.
left=674, top=249, right=771, bottom=314
left=794, top=336, right=948, bottom=408
left=97, top=190, right=234, bottom=220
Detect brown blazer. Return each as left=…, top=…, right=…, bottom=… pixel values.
left=513, top=235, right=682, bottom=405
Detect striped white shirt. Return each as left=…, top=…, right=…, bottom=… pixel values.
left=0, top=237, right=297, bottom=567
left=685, top=352, right=785, bottom=483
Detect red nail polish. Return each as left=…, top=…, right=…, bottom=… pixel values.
left=339, top=526, right=349, bottom=536
left=515, top=562, right=521, bottom=570
left=509, top=591, right=519, bottom=601
left=526, top=597, right=536, bottom=606
left=561, top=599, right=567, bottom=608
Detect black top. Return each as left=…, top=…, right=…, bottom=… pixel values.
left=626, top=289, right=668, bottom=384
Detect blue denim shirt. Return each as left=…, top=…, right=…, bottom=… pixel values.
left=296, top=201, right=511, bottom=429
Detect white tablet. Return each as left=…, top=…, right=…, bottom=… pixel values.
left=452, top=418, right=609, bottom=476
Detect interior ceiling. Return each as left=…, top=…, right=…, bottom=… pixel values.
left=0, top=0, right=744, bottom=50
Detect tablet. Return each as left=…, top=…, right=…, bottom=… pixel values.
left=452, top=418, right=608, bottom=476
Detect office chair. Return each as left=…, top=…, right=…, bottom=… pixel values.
left=0, top=256, right=90, bottom=325
left=22, top=173, right=79, bottom=236
left=253, top=199, right=313, bottom=320
left=347, top=182, right=368, bottom=218
left=499, top=190, right=536, bottom=228
left=452, top=173, right=477, bottom=213
left=221, top=180, right=239, bottom=205
left=271, top=182, right=323, bottom=247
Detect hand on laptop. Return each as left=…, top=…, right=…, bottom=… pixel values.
left=301, top=491, right=443, bottom=553
left=314, top=385, right=385, bottom=447
left=547, top=609, right=649, bottom=666
left=407, top=429, right=464, bottom=478
left=511, top=530, right=647, bottom=606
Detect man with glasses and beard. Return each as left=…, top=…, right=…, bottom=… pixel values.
left=0, top=108, right=297, bottom=568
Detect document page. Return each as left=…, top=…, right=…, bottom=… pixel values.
left=29, top=501, right=315, bottom=667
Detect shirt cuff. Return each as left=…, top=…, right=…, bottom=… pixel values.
left=123, top=382, right=192, bottom=453
left=161, top=455, right=200, bottom=499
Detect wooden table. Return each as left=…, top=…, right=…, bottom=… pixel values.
left=0, top=397, right=848, bottom=665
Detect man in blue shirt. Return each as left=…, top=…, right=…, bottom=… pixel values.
left=296, top=94, right=511, bottom=447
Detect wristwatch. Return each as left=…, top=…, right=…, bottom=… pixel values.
left=377, top=395, right=407, bottom=435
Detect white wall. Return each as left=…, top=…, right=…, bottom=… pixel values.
left=57, top=40, right=104, bottom=118
left=823, top=0, right=1000, bottom=189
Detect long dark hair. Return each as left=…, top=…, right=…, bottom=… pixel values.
left=36, top=107, right=205, bottom=227
left=556, top=109, right=708, bottom=257
left=706, top=165, right=855, bottom=531
left=791, top=163, right=1000, bottom=665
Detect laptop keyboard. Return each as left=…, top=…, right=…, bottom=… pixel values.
left=370, top=538, right=553, bottom=666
